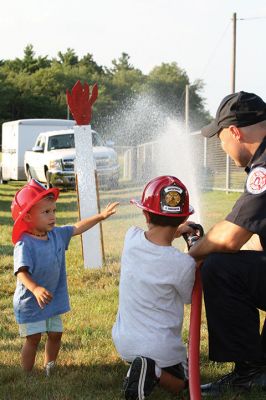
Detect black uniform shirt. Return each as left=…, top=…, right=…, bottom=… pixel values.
left=226, top=136, right=266, bottom=250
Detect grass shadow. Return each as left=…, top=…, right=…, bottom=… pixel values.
left=0, top=244, right=13, bottom=256
left=0, top=198, right=12, bottom=212
left=1, top=361, right=262, bottom=400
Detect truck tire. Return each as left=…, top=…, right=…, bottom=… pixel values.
left=0, top=166, right=8, bottom=184
left=26, top=166, right=32, bottom=182
left=45, top=170, right=53, bottom=189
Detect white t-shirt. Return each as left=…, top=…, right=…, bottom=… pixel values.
left=112, top=226, right=196, bottom=368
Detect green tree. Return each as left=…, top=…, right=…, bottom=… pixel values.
left=94, top=53, right=145, bottom=136
left=111, top=52, right=134, bottom=72
left=146, top=62, right=188, bottom=115
left=4, top=44, right=51, bottom=74
left=188, top=79, right=211, bottom=130
left=0, top=71, right=19, bottom=125
left=105, top=53, right=145, bottom=103
left=79, top=53, right=104, bottom=75
left=57, top=48, right=79, bottom=66
left=146, top=62, right=210, bottom=130
left=0, top=50, right=210, bottom=144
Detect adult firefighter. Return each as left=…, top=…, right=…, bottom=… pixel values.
left=189, top=91, right=266, bottom=395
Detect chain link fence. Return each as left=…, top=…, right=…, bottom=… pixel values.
left=116, top=131, right=246, bottom=193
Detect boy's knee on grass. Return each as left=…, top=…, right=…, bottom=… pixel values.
left=159, top=370, right=186, bottom=394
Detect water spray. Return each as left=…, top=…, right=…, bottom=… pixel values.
left=108, top=94, right=202, bottom=220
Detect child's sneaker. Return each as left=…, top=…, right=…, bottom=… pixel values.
left=123, top=357, right=159, bottom=400
left=45, top=361, right=55, bottom=377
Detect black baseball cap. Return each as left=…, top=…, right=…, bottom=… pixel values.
left=201, top=91, right=266, bottom=138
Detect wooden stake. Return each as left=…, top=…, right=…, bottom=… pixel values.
left=95, top=170, right=106, bottom=263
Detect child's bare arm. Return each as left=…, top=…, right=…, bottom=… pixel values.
left=17, top=268, right=53, bottom=309
left=72, top=202, right=119, bottom=236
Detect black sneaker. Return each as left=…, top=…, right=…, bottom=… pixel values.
left=201, top=362, right=266, bottom=396
left=123, top=357, right=159, bottom=400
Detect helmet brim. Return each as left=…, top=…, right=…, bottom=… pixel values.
left=12, top=187, right=59, bottom=244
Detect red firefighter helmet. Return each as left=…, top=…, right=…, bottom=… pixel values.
left=11, top=179, right=59, bottom=245
left=131, top=175, right=194, bottom=217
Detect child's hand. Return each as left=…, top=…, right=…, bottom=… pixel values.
left=33, top=286, right=53, bottom=309
left=100, top=202, right=119, bottom=220
left=72, top=202, right=120, bottom=236
left=174, top=221, right=196, bottom=238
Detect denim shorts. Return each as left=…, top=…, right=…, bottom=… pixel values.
left=19, top=315, right=63, bottom=337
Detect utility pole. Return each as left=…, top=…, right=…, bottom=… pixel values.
left=226, top=12, right=237, bottom=192
left=185, top=84, right=189, bottom=133
left=231, top=12, right=237, bottom=93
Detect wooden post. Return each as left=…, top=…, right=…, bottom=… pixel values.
left=95, top=170, right=105, bottom=263
left=75, top=173, right=84, bottom=261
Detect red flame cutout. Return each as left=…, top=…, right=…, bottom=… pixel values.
left=66, top=80, right=98, bottom=125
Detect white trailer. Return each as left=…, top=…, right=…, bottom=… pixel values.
left=1, top=119, right=75, bottom=182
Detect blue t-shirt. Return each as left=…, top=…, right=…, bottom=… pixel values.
left=13, top=226, right=74, bottom=324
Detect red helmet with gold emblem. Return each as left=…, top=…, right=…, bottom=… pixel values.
left=131, top=175, right=194, bottom=217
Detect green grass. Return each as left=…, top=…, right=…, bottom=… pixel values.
left=0, top=182, right=263, bottom=399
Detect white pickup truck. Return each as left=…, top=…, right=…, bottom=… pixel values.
left=24, top=129, right=119, bottom=189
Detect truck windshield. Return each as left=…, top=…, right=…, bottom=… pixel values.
left=48, top=134, right=75, bottom=150
left=47, top=131, right=104, bottom=151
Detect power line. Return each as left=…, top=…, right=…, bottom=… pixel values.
left=197, top=14, right=266, bottom=80
left=199, top=21, right=231, bottom=79
left=239, top=16, right=266, bottom=21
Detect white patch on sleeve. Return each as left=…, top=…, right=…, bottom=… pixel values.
left=246, top=167, right=266, bottom=194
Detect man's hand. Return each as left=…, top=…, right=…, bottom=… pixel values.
left=100, top=202, right=119, bottom=220
left=32, top=286, right=53, bottom=309
left=188, top=220, right=253, bottom=261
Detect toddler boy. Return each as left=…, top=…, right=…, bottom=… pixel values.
left=12, top=179, right=118, bottom=374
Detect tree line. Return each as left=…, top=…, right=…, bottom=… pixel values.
left=0, top=45, right=211, bottom=145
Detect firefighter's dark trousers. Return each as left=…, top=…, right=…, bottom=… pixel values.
left=201, top=250, right=266, bottom=362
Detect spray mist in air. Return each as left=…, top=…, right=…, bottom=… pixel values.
left=107, top=93, right=202, bottom=222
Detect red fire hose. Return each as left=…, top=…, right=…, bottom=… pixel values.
left=188, top=264, right=203, bottom=400
left=182, top=224, right=204, bottom=400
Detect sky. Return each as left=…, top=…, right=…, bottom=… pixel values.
left=1, top=0, right=266, bottom=116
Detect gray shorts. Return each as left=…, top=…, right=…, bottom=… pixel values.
left=18, top=315, right=63, bottom=337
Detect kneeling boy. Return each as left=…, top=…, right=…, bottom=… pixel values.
left=112, top=175, right=196, bottom=399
